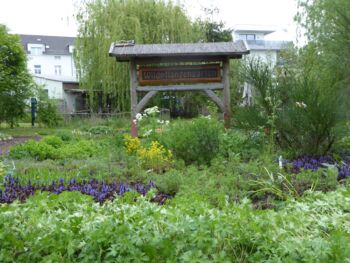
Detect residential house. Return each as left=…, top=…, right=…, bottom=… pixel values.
left=233, top=25, right=292, bottom=105
left=19, top=34, right=86, bottom=113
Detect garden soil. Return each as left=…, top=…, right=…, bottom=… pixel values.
left=0, top=136, right=41, bottom=156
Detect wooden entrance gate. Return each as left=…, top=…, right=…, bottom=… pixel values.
left=109, top=41, right=249, bottom=137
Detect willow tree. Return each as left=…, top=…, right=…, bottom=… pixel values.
left=75, top=0, right=203, bottom=112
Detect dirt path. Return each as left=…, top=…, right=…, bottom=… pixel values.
left=0, top=136, right=41, bottom=156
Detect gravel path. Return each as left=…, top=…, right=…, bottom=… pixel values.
left=0, top=136, right=41, bottom=156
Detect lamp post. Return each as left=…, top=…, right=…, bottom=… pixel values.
left=31, top=97, right=37, bottom=127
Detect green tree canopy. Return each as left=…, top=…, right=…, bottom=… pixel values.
left=75, top=0, right=204, bottom=112
left=296, top=0, right=350, bottom=81
left=0, top=25, right=34, bottom=127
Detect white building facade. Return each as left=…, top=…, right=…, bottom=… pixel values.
left=233, top=25, right=292, bottom=105
left=19, top=35, right=85, bottom=113
left=233, top=25, right=291, bottom=65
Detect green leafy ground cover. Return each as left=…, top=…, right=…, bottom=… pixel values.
left=1, top=189, right=350, bottom=262
left=1, top=117, right=350, bottom=262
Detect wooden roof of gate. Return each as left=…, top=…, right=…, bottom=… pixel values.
left=109, top=41, right=250, bottom=62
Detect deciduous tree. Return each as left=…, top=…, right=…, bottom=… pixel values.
left=0, top=25, right=34, bottom=127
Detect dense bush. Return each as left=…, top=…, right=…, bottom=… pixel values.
left=55, top=130, right=73, bottom=141
left=219, top=129, right=265, bottom=160
left=37, top=97, right=62, bottom=127
left=9, top=136, right=98, bottom=160
left=41, top=135, right=64, bottom=148
left=9, top=140, right=58, bottom=160
left=58, top=140, right=98, bottom=159
left=159, top=117, right=222, bottom=165
left=276, top=73, right=343, bottom=156
left=234, top=55, right=347, bottom=157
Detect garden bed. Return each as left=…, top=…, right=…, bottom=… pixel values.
left=0, top=135, right=41, bottom=156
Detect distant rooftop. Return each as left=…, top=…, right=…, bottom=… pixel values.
left=34, top=75, right=78, bottom=84
left=19, top=34, right=75, bottom=55
left=233, top=24, right=278, bottom=35
left=109, top=41, right=249, bottom=61
left=245, top=40, right=292, bottom=51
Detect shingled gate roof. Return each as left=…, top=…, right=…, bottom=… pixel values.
left=109, top=41, right=249, bottom=61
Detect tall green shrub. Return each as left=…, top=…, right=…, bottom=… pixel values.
left=36, top=90, right=62, bottom=127
left=159, top=117, right=222, bottom=165
left=234, top=51, right=347, bottom=156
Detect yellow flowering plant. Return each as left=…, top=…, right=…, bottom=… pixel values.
left=123, top=135, right=172, bottom=172
left=137, top=141, right=172, bottom=172
left=124, top=135, right=141, bottom=154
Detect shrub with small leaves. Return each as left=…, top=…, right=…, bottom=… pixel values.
left=160, top=117, right=222, bottom=165
left=41, top=135, right=63, bottom=148
left=57, top=140, right=98, bottom=159
left=9, top=140, right=58, bottom=160
left=9, top=137, right=98, bottom=160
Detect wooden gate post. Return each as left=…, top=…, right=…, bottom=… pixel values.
left=223, top=58, right=231, bottom=128
left=130, top=59, right=138, bottom=137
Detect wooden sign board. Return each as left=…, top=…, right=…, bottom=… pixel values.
left=139, top=64, right=221, bottom=85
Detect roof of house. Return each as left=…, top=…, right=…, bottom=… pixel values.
left=34, top=75, right=78, bottom=84
left=233, top=25, right=278, bottom=35
left=245, top=40, right=292, bottom=51
left=19, top=34, right=75, bottom=55
left=109, top=41, right=250, bottom=61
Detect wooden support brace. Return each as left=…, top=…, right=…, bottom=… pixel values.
left=203, top=89, right=225, bottom=112
left=136, top=91, right=158, bottom=113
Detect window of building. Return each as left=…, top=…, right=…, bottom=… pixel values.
left=238, top=34, right=256, bottom=40
left=30, top=47, right=43, bottom=55
left=69, top=45, right=74, bottom=53
left=54, top=65, right=62, bottom=76
left=54, top=56, right=61, bottom=60
left=238, top=34, right=247, bottom=40
left=34, top=65, right=41, bottom=74
left=246, top=34, right=256, bottom=40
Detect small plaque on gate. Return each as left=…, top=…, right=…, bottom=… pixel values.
left=139, top=64, right=221, bottom=85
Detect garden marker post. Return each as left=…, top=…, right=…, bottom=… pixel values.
left=109, top=41, right=249, bottom=136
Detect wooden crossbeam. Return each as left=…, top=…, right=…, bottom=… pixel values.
left=136, top=83, right=224, bottom=92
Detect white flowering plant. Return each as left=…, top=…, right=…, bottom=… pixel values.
left=136, top=106, right=170, bottom=138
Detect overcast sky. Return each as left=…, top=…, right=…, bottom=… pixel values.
left=0, top=0, right=299, bottom=42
